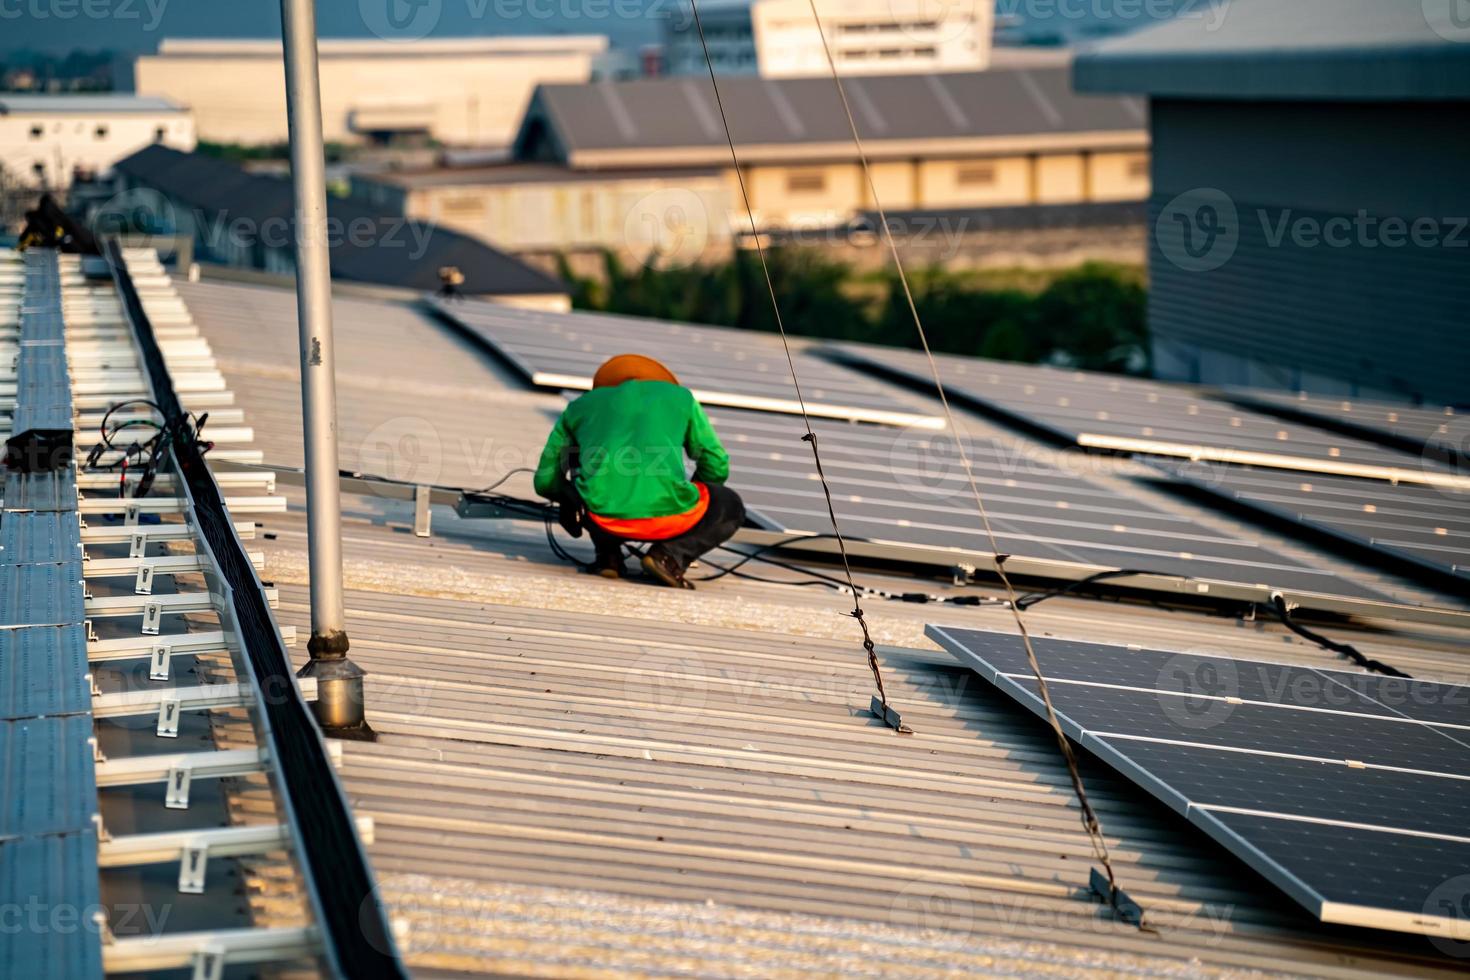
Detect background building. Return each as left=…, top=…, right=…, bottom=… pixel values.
left=106, top=144, right=569, bottom=308
left=132, top=37, right=607, bottom=149
left=1076, top=0, right=1470, bottom=405
left=0, top=94, right=194, bottom=192
left=664, top=0, right=992, bottom=78
left=354, top=66, right=1147, bottom=270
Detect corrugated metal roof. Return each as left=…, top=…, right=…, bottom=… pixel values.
left=183, top=275, right=1470, bottom=976
left=519, top=67, right=1148, bottom=165
left=0, top=95, right=187, bottom=115
left=112, top=146, right=568, bottom=297
left=1074, top=0, right=1470, bottom=101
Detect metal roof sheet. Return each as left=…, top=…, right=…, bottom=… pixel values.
left=1074, top=0, right=1470, bottom=101
left=182, top=273, right=1470, bottom=975
left=111, top=146, right=568, bottom=297
left=521, top=67, right=1147, bottom=163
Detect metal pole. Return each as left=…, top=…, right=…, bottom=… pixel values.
left=279, top=0, right=372, bottom=738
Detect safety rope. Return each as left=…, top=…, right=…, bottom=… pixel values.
left=799, top=0, right=1139, bottom=924
left=688, top=0, right=909, bottom=733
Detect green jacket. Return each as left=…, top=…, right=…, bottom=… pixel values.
left=534, top=380, right=730, bottom=519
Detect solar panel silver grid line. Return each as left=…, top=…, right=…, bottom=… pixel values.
left=832, top=344, right=1468, bottom=489
left=1159, top=461, right=1470, bottom=584
left=927, top=625, right=1470, bottom=943
left=1230, top=389, right=1468, bottom=465
left=432, top=298, right=947, bottom=429
left=708, top=408, right=1389, bottom=601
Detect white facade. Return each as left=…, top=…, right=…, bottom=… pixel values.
left=134, top=37, right=608, bottom=148
left=0, top=95, right=195, bottom=192
left=754, top=0, right=993, bottom=77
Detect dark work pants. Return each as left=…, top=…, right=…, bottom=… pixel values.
left=585, top=483, right=746, bottom=571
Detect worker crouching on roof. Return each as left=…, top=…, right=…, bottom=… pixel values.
left=534, top=354, right=745, bottom=589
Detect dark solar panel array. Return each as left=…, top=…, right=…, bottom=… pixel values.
left=433, top=298, right=946, bottom=429
left=1158, top=460, right=1470, bottom=585
left=928, top=625, right=1470, bottom=942
left=0, top=250, right=102, bottom=979
left=711, top=408, right=1387, bottom=600
left=1229, top=389, right=1468, bottom=467
left=833, top=344, right=1458, bottom=480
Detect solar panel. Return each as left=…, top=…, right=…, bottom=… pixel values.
left=1157, top=461, right=1470, bottom=585
left=928, top=625, right=1470, bottom=942
left=710, top=407, right=1389, bottom=602
left=1229, top=390, right=1468, bottom=468
left=832, top=345, right=1467, bottom=489
left=431, top=297, right=946, bottom=429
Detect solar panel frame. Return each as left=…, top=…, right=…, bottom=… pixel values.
left=429, top=297, right=948, bottom=429
left=709, top=407, right=1392, bottom=602
left=928, top=624, right=1470, bottom=942
left=831, top=344, right=1468, bottom=489
left=1156, top=460, right=1470, bottom=586
left=1228, top=389, right=1468, bottom=468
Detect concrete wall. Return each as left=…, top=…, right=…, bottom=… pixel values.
left=396, top=174, right=736, bottom=261
left=0, top=108, right=194, bottom=191
left=1146, top=98, right=1470, bottom=404
left=753, top=0, right=992, bottom=77
left=134, top=38, right=604, bottom=148
left=740, top=151, right=1149, bottom=227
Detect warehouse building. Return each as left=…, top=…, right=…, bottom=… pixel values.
left=132, top=36, right=607, bottom=149
left=1075, top=0, right=1470, bottom=405
left=352, top=67, right=1149, bottom=265
left=0, top=94, right=194, bottom=193
left=105, top=144, right=569, bottom=307
left=663, top=0, right=994, bottom=78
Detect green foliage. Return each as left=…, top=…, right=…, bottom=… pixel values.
left=563, top=250, right=1150, bottom=375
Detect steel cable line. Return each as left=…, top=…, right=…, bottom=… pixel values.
left=797, top=0, right=1140, bottom=925
left=687, top=0, right=909, bottom=732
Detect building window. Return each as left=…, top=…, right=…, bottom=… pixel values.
left=155, top=127, right=167, bottom=142
left=32, top=162, right=45, bottom=179
left=957, top=163, right=997, bottom=187
left=786, top=171, right=827, bottom=194
left=95, top=124, right=109, bottom=139
left=1128, top=156, right=1149, bottom=179
left=29, top=125, right=43, bottom=139
left=439, top=195, right=487, bottom=218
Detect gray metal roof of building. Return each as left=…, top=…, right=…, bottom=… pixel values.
left=1074, top=0, right=1470, bottom=101
left=0, top=94, right=187, bottom=115
left=518, top=67, right=1148, bottom=167
left=179, top=272, right=1470, bottom=976
left=112, top=145, right=568, bottom=297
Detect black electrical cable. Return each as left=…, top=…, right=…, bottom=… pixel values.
left=1265, top=594, right=1412, bottom=678
left=83, top=397, right=213, bottom=498
left=1014, top=570, right=1160, bottom=611
left=473, top=467, right=535, bottom=494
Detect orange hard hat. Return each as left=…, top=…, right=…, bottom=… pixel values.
left=592, top=354, right=679, bottom=389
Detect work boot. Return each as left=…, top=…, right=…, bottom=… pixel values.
left=591, top=550, right=627, bottom=580
left=641, top=547, right=694, bottom=590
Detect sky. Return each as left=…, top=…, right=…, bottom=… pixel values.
left=3, top=0, right=1206, bottom=55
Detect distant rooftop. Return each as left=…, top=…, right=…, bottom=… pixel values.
left=518, top=67, right=1147, bottom=168
left=114, top=144, right=567, bottom=297
left=1075, top=0, right=1470, bottom=101
left=152, top=36, right=609, bottom=58
left=0, top=94, right=187, bottom=115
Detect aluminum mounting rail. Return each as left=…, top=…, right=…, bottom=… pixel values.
left=104, top=242, right=404, bottom=978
